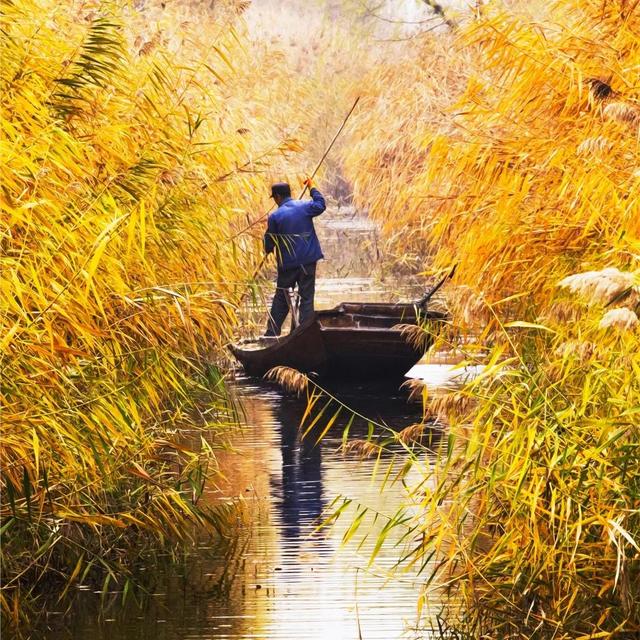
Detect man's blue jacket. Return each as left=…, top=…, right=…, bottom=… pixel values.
left=264, top=188, right=326, bottom=270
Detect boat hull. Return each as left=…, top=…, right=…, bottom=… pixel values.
left=230, top=302, right=446, bottom=380
left=320, top=327, right=423, bottom=378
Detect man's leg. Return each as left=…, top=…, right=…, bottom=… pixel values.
left=297, top=262, right=317, bottom=325
left=265, top=268, right=297, bottom=336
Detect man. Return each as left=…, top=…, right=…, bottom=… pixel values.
left=264, top=179, right=326, bottom=336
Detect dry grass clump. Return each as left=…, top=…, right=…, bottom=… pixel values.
left=544, top=299, right=584, bottom=325
left=0, top=0, right=303, bottom=625
left=558, top=268, right=639, bottom=333
left=428, top=391, right=474, bottom=423
left=599, top=307, right=639, bottom=331
left=401, top=377, right=429, bottom=403
left=395, top=323, right=434, bottom=351
left=396, top=422, right=431, bottom=445
left=340, top=439, right=381, bottom=459
left=602, top=101, right=640, bottom=125
left=554, top=339, right=597, bottom=362
left=576, top=135, right=612, bottom=156
left=435, top=284, right=493, bottom=329
left=264, top=366, right=309, bottom=394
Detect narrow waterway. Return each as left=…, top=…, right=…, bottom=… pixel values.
left=40, top=204, right=463, bottom=639
left=202, top=378, right=445, bottom=640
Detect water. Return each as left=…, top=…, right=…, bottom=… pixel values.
left=211, top=380, right=445, bottom=640
left=40, top=379, right=447, bottom=640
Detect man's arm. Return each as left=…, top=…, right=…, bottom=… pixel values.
left=306, top=187, right=326, bottom=217
left=264, top=216, right=276, bottom=254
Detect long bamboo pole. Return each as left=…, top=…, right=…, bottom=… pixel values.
left=297, top=95, right=360, bottom=199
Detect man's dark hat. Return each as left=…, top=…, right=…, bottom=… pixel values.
left=271, top=182, right=291, bottom=198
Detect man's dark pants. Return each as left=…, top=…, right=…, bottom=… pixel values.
left=265, top=262, right=317, bottom=336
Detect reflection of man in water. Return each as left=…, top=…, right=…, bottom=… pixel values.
left=274, top=400, right=324, bottom=544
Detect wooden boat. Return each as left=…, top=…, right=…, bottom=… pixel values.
left=230, top=302, right=448, bottom=379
